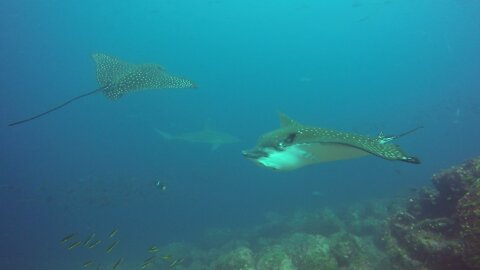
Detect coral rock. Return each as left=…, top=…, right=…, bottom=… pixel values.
left=211, top=246, right=255, bottom=270
left=457, top=178, right=480, bottom=269
left=281, top=233, right=337, bottom=270
left=256, top=245, right=296, bottom=270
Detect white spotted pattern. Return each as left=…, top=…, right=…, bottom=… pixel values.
left=91, top=53, right=195, bottom=100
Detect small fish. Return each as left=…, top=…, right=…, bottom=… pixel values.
left=60, top=233, right=75, bottom=243
left=143, top=256, right=156, bottom=263
left=109, top=229, right=118, bottom=238
left=106, top=240, right=119, bottom=253
left=96, top=264, right=102, bottom=270
left=112, top=258, right=123, bottom=270
left=159, top=255, right=172, bottom=261
left=155, top=181, right=167, bottom=192
left=67, top=241, right=82, bottom=250
left=88, top=240, right=101, bottom=249
left=169, top=258, right=184, bottom=268
left=141, top=261, right=153, bottom=269
left=83, top=260, right=93, bottom=268
left=83, top=233, right=96, bottom=246
left=148, top=246, right=159, bottom=253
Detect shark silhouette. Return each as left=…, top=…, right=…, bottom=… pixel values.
left=9, top=53, right=196, bottom=126
left=155, top=127, right=240, bottom=151
left=242, top=113, right=421, bottom=171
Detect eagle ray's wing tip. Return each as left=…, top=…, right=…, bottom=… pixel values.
left=404, top=156, right=421, bottom=164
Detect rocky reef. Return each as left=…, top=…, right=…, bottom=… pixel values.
left=156, top=157, right=480, bottom=270
left=383, top=157, right=480, bottom=270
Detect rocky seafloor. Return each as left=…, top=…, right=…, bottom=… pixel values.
left=155, top=157, right=480, bottom=270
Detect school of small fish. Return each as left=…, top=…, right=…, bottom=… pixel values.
left=60, top=230, right=185, bottom=269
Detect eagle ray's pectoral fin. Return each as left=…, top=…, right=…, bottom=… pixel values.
left=401, top=155, right=421, bottom=164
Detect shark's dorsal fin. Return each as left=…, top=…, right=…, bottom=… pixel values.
left=211, top=143, right=220, bottom=151
left=202, top=118, right=215, bottom=132
left=278, top=112, right=302, bottom=128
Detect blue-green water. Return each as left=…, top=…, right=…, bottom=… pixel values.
left=1, top=0, right=479, bottom=269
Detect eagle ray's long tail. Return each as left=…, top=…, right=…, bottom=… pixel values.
left=379, top=126, right=423, bottom=144
left=394, top=126, right=424, bottom=139
left=8, top=85, right=109, bottom=127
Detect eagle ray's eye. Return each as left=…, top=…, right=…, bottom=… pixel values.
left=278, top=133, right=296, bottom=148
left=284, top=133, right=296, bottom=144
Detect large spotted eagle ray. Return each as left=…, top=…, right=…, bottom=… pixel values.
left=242, top=113, right=421, bottom=171
left=8, top=53, right=196, bottom=126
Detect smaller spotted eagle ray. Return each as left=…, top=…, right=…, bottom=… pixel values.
left=242, top=113, right=421, bottom=171
left=8, top=53, right=196, bottom=126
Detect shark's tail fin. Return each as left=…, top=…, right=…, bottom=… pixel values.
left=154, top=129, right=174, bottom=140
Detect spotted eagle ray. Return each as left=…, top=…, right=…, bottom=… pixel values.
left=8, top=53, right=196, bottom=126
left=155, top=127, right=240, bottom=151
left=242, top=113, right=421, bottom=171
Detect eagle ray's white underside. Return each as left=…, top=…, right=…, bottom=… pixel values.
left=257, top=143, right=370, bottom=170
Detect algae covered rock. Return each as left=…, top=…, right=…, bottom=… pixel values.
left=375, top=226, right=424, bottom=270
left=288, top=208, right=342, bottom=236
left=211, top=246, right=255, bottom=270
left=254, top=212, right=290, bottom=239
left=430, top=157, right=480, bottom=268
left=163, top=157, right=480, bottom=270
left=341, top=201, right=387, bottom=237
left=388, top=208, right=465, bottom=269
left=457, top=178, right=480, bottom=269
left=330, top=231, right=381, bottom=269
left=281, top=233, right=337, bottom=270
left=406, top=187, right=441, bottom=219
left=201, top=228, right=236, bottom=249
left=256, top=245, right=296, bottom=270
left=348, top=218, right=384, bottom=237
left=388, top=157, right=480, bottom=270
left=432, top=158, right=480, bottom=216
left=329, top=232, right=361, bottom=267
